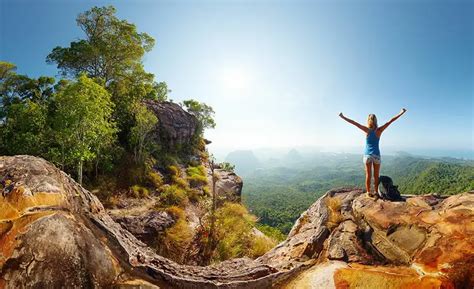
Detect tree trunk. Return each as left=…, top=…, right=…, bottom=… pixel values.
left=78, top=159, right=83, bottom=185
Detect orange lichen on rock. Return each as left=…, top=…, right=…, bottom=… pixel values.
left=333, top=265, right=454, bottom=289
left=0, top=211, right=56, bottom=266
left=326, top=196, right=344, bottom=229
left=0, top=189, right=65, bottom=222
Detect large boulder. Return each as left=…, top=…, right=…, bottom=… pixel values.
left=0, top=155, right=472, bottom=288
left=144, top=100, right=198, bottom=148
left=214, top=169, right=243, bottom=203
left=111, top=210, right=176, bottom=247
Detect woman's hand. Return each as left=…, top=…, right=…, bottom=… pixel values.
left=400, top=108, right=407, bottom=114
left=339, top=112, right=344, bottom=118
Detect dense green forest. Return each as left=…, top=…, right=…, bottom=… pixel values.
left=242, top=154, right=474, bottom=234
left=0, top=6, right=213, bottom=186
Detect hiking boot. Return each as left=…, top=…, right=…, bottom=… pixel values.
left=366, top=191, right=377, bottom=199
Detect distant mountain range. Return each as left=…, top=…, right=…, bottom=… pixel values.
left=223, top=147, right=473, bottom=177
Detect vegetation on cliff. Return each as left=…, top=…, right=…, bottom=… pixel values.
left=0, top=6, right=211, bottom=187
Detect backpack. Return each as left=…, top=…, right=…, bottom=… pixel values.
left=378, top=175, right=403, bottom=201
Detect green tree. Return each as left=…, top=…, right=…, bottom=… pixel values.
left=182, top=99, right=216, bottom=134
left=46, top=6, right=166, bottom=149
left=0, top=61, right=17, bottom=80
left=46, top=6, right=154, bottom=83
left=130, top=103, right=158, bottom=164
left=52, top=74, right=116, bottom=184
left=0, top=62, right=55, bottom=155
left=0, top=100, right=48, bottom=156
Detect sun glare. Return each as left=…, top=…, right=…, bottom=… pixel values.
left=219, top=65, right=251, bottom=91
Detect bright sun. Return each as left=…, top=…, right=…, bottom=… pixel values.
left=219, top=66, right=251, bottom=91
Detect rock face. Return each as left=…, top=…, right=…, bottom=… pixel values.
left=0, top=155, right=472, bottom=288
left=144, top=100, right=198, bottom=148
left=214, top=168, right=243, bottom=203
left=112, top=210, right=176, bottom=247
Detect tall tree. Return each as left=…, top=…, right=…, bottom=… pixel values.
left=130, top=103, right=158, bottom=164
left=0, top=62, right=55, bottom=155
left=0, top=100, right=48, bottom=156
left=46, top=6, right=167, bottom=148
left=46, top=6, right=154, bottom=84
left=52, top=74, right=116, bottom=184
left=182, top=99, right=216, bottom=135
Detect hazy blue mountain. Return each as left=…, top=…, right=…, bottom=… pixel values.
left=225, top=150, right=261, bottom=175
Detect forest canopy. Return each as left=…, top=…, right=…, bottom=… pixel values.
left=0, top=6, right=214, bottom=186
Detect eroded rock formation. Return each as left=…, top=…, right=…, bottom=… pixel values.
left=213, top=168, right=243, bottom=203
left=0, top=155, right=472, bottom=288
left=144, top=100, right=198, bottom=148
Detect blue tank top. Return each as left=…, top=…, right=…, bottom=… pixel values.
left=364, top=129, right=380, bottom=156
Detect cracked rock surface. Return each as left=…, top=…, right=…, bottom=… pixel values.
left=0, top=155, right=472, bottom=288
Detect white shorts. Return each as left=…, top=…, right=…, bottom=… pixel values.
left=363, top=154, right=381, bottom=165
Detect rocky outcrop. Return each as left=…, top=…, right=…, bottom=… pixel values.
left=214, top=168, right=243, bottom=203
left=112, top=210, right=176, bottom=247
left=144, top=100, right=198, bottom=148
left=0, top=155, right=472, bottom=288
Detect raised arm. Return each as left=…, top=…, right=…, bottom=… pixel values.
left=339, top=113, right=369, bottom=133
left=378, top=108, right=407, bottom=133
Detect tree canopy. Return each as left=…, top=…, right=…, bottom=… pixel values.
left=0, top=6, right=214, bottom=186
left=52, top=74, right=116, bottom=184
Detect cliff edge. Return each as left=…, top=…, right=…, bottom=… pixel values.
left=0, top=155, right=472, bottom=288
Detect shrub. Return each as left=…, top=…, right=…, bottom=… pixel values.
left=210, top=203, right=257, bottom=262
left=187, top=188, right=202, bottom=203
left=173, top=176, right=189, bottom=189
left=160, top=185, right=188, bottom=207
left=250, top=235, right=276, bottom=258
left=147, top=171, right=163, bottom=188
left=165, top=205, right=186, bottom=219
left=219, top=162, right=235, bottom=172
left=202, top=185, right=211, bottom=196
left=130, top=185, right=150, bottom=198
left=168, top=165, right=180, bottom=177
left=162, top=206, right=193, bottom=263
left=187, top=165, right=208, bottom=187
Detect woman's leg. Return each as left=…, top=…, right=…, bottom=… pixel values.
left=373, top=162, right=381, bottom=194
left=365, top=162, right=372, bottom=193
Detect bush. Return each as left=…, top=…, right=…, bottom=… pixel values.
left=202, top=185, right=211, bottom=196
left=187, top=165, right=208, bottom=187
left=130, top=185, right=150, bottom=198
left=162, top=206, right=193, bottom=263
left=147, top=171, right=163, bottom=188
left=160, top=185, right=188, bottom=207
left=173, top=176, right=189, bottom=189
left=219, top=162, right=235, bottom=172
left=250, top=235, right=276, bottom=258
left=168, top=165, right=180, bottom=176
left=187, top=188, right=202, bottom=203
left=165, top=205, right=186, bottom=219
left=210, top=203, right=257, bottom=262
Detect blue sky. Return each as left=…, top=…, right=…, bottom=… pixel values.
left=1, top=0, right=473, bottom=157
